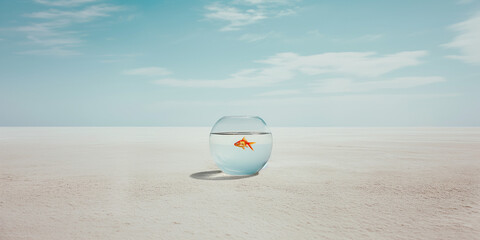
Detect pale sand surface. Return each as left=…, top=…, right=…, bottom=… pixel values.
left=1, top=127, right=479, bottom=239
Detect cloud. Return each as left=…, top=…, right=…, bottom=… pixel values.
left=311, top=77, right=445, bottom=93
left=205, top=4, right=266, bottom=31
left=33, top=0, right=97, bottom=7
left=257, top=51, right=427, bottom=77
left=205, top=1, right=295, bottom=31
left=17, top=47, right=80, bottom=56
left=16, top=3, right=124, bottom=56
left=124, top=67, right=171, bottom=77
left=443, top=11, right=480, bottom=64
left=276, top=9, right=296, bottom=17
left=154, top=50, right=428, bottom=88
left=25, top=4, right=124, bottom=22
left=27, top=35, right=81, bottom=46
left=237, top=0, right=291, bottom=4
left=154, top=67, right=293, bottom=88
left=256, top=89, right=302, bottom=96
left=16, top=21, right=82, bottom=50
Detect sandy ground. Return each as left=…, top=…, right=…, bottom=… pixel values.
left=0, top=127, right=479, bottom=239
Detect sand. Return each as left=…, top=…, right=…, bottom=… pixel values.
left=0, top=127, right=479, bottom=239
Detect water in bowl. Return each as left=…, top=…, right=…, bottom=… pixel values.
left=209, top=132, right=273, bottom=175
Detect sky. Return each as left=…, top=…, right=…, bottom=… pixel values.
left=0, top=0, right=479, bottom=126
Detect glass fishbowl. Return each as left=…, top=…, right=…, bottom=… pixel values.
left=209, top=116, right=273, bottom=175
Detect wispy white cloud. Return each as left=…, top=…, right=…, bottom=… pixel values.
left=154, top=50, right=429, bottom=88
left=27, top=35, right=81, bottom=46
left=443, top=11, right=480, bottom=64
left=205, top=4, right=266, bottom=31
left=256, top=51, right=427, bottom=77
left=25, top=4, right=124, bottom=22
left=124, top=67, right=171, bottom=76
left=17, top=47, right=80, bottom=56
left=16, top=21, right=82, bottom=49
left=276, top=9, right=296, bottom=17
left=154, top=66, right=293, bottom=88
left=311, top=77, right=445, bottom=93
left=256, top=89, right=302, bottom=96
left=237, top=0, right=292, bottom=4
left=16, top=3, right=124, bottom=56
left=205, top=0, right=295, bottom=31
left=33, top=0, right=97, bottom=7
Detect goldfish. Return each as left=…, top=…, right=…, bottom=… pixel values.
left=234, top=137, right=256, bottom=151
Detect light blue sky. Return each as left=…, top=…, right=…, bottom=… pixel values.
left=0, top=0, right=479, bottom=126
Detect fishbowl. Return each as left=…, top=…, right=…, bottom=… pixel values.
left=209, top=116, right=273, bottom=175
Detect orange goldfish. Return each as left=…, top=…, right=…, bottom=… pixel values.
left=234, top=137, right=256, bottom=151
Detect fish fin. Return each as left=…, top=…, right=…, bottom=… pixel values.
left=249, top=142, right=256, bottom=145
left=248, top=144, right=254, bottom=151
left=242, top=137, right=246, bottom=141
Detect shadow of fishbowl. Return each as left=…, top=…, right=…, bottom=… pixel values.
left=190, top=170, right=258, bottom=180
